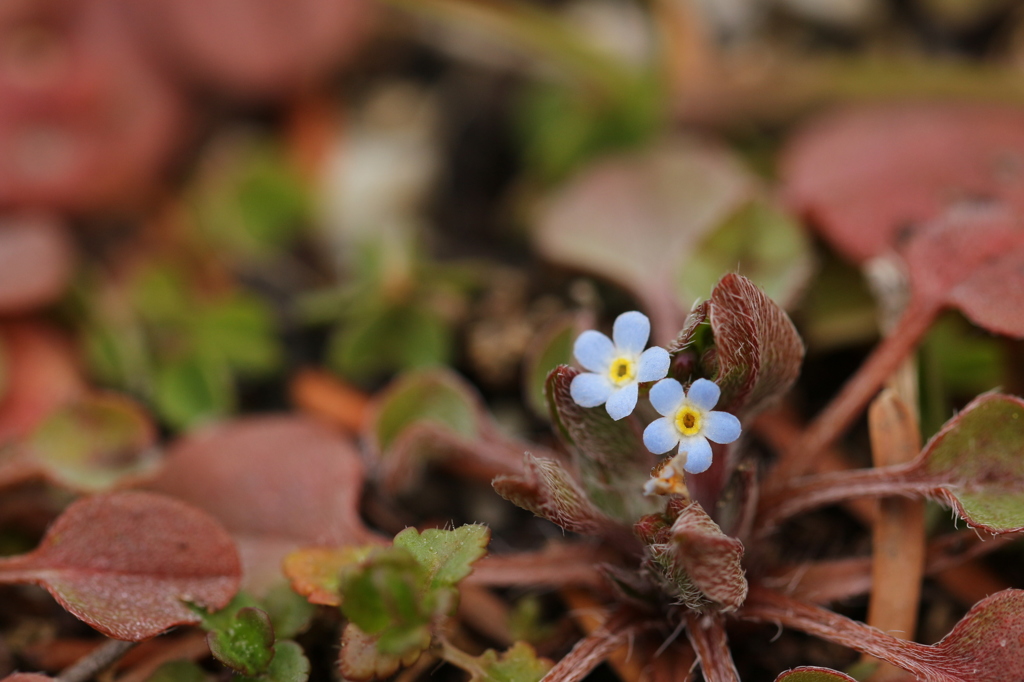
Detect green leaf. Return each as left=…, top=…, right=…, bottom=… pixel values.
left=237, top=640, right=311, bottom=682
left=339, top=546, right=429, bottom=637
left=145, top=660, right=210, bottom=682
left=544, top=365, right=659, bottom=522
left=154, top=356, right=234, bottom=430
left=522, top=314, right=580, bottom=418
left=679, top=199, right=812, bottom=309
left=328, top=303, right=451, bottom=382
left=196, top=296, right=281, bottom=376
left=27, top=394, right=159, bottom=492
left=919, top=393, right=1024, bottom=533
left=392, top=524, right=490, bottom=591
left=206, top=606, right=276, bottom=676
left=260, top=584, right=316, bottom=640
left=372, top=369, right=481, bottom=453
left=466, top=641, right=553, bottom=682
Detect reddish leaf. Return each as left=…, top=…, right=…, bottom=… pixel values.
left=148, top=416, right=380, bottom=592
left=641, top=503, right=747, bottom=612
left=338, top=622, right=422, bottom=681
left=546, top=365, right=659, bottom=522
left=0, top=216, right=73, bottom=314
left=534, top=139, right=755, bottom=340
left=493, top=454, right=635, bottom=548
left=0, top=322, right=83, bottom=442
left=284, top=546, right=373, bottom=607
left=774, top=668, right=857, bottom=682
left=0, top=0, right=188, bottom=211
left=708, top=274, right=804, bottom=418
left=782, top=103, right=1024, bottom=264
left=903, top=207, right=1024, bottom=337
left=121, top=0, right=373, bottom=99
left=0, top=491, right=240, bottom=640
left=1, top=675, right=54, bottom=682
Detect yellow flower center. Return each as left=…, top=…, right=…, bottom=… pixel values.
left=675, top=405, right=702, bottom=436
left=608, top=357, right=636, bottom=386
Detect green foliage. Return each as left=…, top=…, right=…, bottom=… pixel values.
left=337, top=525, right=490, bottom=677
left=237, top=641, right=312, bottom=682
left=260, top=583, right=316, bottom=640
left=457, top=641, right=553, bottom=682
left=517, top=75, right=664, bottom=184
left=374, top=369, right=481, bottom=452
left=146, top=660, right=210, bottom=682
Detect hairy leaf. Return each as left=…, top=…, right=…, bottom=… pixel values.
left=0, top=491, right=240, bottom=640
left=918, top=393, right=1024, bottom=533
left=545, top=365, right=658, bottom=522
left=642, top=502, right=747, bottom=612
left=237, top=640, right=311, bottom=682
left=148, top=416, right=378, bottom=592
left=493, top=454, right=632, bottom=545
left=207, top=605, right=275, bottom=675
left=465, top=641, right=553, bottom=682
left=774, top=668, right=857, bottom=682
left=782, top=103, right=1024, bottom=263
left=392, top=525, right=490, bottom=591
left=708, top=274, right=804, bottom=417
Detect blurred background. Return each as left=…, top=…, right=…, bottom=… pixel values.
left=2, top=0, right=1023, bottom=435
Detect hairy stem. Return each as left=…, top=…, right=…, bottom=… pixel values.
left=685, top=613, right=739, bottom=682
left=755, top=464, right=935, bottom=535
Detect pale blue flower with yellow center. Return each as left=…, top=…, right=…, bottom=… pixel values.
left=642, top=377, right=741, bottom=474
left=569, top=311, right=670, bottom=420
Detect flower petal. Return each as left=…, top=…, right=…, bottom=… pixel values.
left=687, top=378, right=721, bottom=411
left=649, top=378, right=683, bottom=416
left=678, top=435, right=713, bottom=474
left=636, top=346, right=670, bottom=382
left=570, top=372, right=613, bottom=407
left=702, top=410, right=742, bottom=444
left=643, top=417, right=679, bottom=454
left=605, top=382, right=638, bottom=420
left=574, top=330, right=615, bottom=373
left=612, top=311, right=650, bottom=355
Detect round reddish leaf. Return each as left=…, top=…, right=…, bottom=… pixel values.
left=0, top=215, right=73, bottom=313
left=1, top=675, right=54, bottom=682
left=121, top=0, right=373, bottom=99
left=0, top=491, right=241, bottom=641
left=0, top=321, right=83, bottom=442
left=0, top=0, right=189, bottom=211
left=148, top=416, right=378, bottom=592
left=782, top=103, right=1024, bottom=263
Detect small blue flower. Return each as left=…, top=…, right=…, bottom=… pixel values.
left=570, top=311, right=670, bottom=420
left=642, top=378, right=741, bottom=474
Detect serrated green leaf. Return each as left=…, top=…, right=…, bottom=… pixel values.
left=469, top=641, right=553, bottom=682
left=207, top=606, right=276, bottom=676
left=260, top=583, right=316, bottom=640
left=373, top=369, right=481, bottom=452
left=145, top=660, right=210, bottom=682
left=393, top=524, right=490, bottom=591
left=237, top=640, right=311, bottom=682
left=339, top=547, right=430, bottom=637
